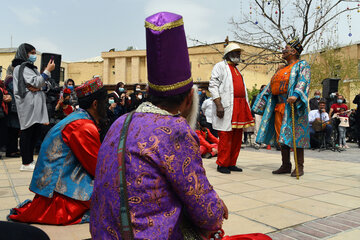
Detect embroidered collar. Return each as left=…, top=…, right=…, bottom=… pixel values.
left=135, top=102, right=178, bottom=116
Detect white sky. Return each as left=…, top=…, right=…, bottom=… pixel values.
left=1, top=0, right=359, bottom=61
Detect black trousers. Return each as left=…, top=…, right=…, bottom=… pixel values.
left=6, top=127, right=20, bottom=154
left=20, top=123, right=42, bottom=165
left=0, top=221, right=50, bottom=240
left=0, top=117, right=7, bottom=150
left=356, top=116, right=360, bottom=145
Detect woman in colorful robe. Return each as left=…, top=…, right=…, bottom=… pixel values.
left=252, top=39, right=311, bottom=177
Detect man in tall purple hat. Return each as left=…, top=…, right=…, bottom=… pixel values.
left=90, top=12, right=227, bottom=239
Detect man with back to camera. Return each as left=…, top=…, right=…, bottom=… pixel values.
left=9, top=77, right=106, bottom=225
left=90, top=12, right=228, bottom=239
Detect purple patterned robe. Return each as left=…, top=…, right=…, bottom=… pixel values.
left=90, top=103, right=224, bottom=240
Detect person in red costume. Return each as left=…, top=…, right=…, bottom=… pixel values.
left=8, top=77, right=107, bottom=225
left=209, top=43, right=254, bottom=174
left=196, top=114, right=219, bottom=158
left=55, top=88, right=74, bottom=118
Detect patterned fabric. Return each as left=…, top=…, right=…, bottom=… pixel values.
left=270, top=61, right=298, bottom=95
left=30, top=109, right=95, bottom=201
left=252, top=60, right=311, bottom=148
left=90, top=104, right=224, bottom=239
left=75, top=77, right=103, bottom=98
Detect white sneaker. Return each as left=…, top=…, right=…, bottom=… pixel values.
left=19, top=162, right=35, bottom=172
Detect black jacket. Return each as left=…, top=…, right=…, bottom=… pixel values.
left=309, top=98, right=320, bottom=110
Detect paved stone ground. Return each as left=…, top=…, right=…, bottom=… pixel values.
left=0, top=143, right=359, bottom=239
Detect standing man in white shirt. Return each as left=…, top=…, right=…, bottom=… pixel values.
left=209, top=43, right=254, bottom=174
left=308, top=99, right=332, bottom=147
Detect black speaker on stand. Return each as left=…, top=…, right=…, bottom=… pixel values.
left=41, top=53, right=62, bottom=85
left=322, top=78, right=340, bottom=98
left=321, top=78, right=340, bottom=112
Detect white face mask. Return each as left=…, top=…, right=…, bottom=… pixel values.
left=227, top=51, right=241, bottom=64
left=229, top=56, right=241, bottom=64
left=138, top=95, right=143, bottom=100
left=136, top=88, right=141, bottom=91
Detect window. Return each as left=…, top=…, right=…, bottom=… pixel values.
left=60, top=67, right=65, bottom=83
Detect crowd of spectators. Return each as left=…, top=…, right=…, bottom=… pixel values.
left=0, top=62, right=148, bottom=167
left=307, top=90, right=360, bottom=149
left=2, top=61, right=360, bottom=168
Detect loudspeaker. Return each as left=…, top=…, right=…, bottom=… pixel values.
left=41, top=53, right=62, bottom=84
left=321, top=78, right=340, bottom=99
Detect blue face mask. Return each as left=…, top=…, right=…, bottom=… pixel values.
left=68, top=86, right=74, bottom=91
left=315, top=95, right=320, bottom=99
left=109, top=99, right=115, bottom=104
left=119, top=87, right=125, bottom=92
left=337, top=99, right=343, bottom=104
left=28, top=54, right=37, bottom=63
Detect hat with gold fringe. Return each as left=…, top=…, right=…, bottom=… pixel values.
left=75, top=77, right=104, bottom=98
left=145, top=12, right=192, bottom=97
left=288, top=38, right=303, bottom=55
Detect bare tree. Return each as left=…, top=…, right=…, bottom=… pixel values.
left=227, top=0, right=360, bottom=70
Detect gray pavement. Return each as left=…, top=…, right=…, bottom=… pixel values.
left=243, top=142, right=360, bottom=163
left=0, top=143, right=360, bottom=239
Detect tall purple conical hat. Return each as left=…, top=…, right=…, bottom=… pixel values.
left=145, top=12, right=193, bottom=97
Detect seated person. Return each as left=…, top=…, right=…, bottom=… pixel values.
left=54, top=88, right=74, bottom=119
left=308, top=99, right=332, bottom=148
left=196, top=114, right=219, bottom=158
left=329, top=94, right=348, bottom=117
left=8, top=78, right=106, bottom=225
left=90, top=12, right=228, bottom=239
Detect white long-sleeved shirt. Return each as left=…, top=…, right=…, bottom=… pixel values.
left=308, top=109, right=329, bottom=126
left=201, top=98, right=213, bottom=123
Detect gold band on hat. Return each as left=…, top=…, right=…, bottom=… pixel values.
left=148, top=77, right=193, bottom=92
left=145, top=18, right=184, bottom=32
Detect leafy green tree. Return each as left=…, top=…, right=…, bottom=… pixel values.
left=247, top=84, right=260, bottom=103
left=309, top=47, right=358, bottom=92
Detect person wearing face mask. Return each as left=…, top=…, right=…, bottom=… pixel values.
left=329, top=95, right=348, bottom=117
left=309, top=90, right=322, bottom=110
left=12, top=43, right=55, bottom=171
left=106, top=93, right=123, bottom=124
left=252, top=38, right=310, bottom=177
left=63, top=79, right=78, bottom=107
left=129, top=89, right=144, bottom=111
left=9, top=77, right=105, bottom=225
left=55, top=88, right=74, bottom=119
left=114, top=81, right=126, bottom=97
left=209, top=42, right=254, bottom=174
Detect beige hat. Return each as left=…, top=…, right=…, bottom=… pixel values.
left=224, top=43, right=242, bottom=57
